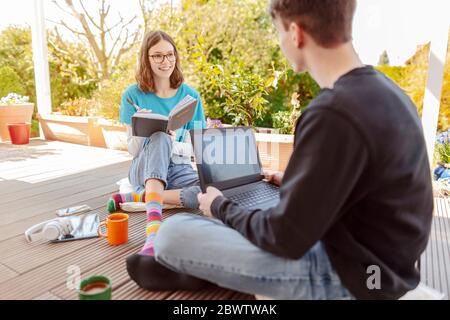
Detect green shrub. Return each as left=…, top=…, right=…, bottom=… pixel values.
left=436, top=142, right=450, bottom=165
left=0, top=26, right=98, bottom=112
left=272, top=111, right=291, bottom=134
left=93, top=66, right=135, bottom=121
left=271, top=91, right=303, bottom=134
left=0, top=66, right=26, bottom=98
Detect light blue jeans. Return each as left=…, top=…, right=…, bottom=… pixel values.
left=154, top=213, right=354, bottom=300
left=128, top=131, right=201, bottom=208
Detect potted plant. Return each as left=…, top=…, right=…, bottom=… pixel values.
left=37, top=98, right=109, bottom=148
left=0, top=93, right=34, bottom=142
left=255, top=92, right=302, bottom=171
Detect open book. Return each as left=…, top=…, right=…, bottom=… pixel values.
left=131, top=95, right=197, bottom=137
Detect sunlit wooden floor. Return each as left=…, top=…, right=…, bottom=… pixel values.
left=0, top=139, right=447, bottom=300
left=0, top=139, right=253, bottom=300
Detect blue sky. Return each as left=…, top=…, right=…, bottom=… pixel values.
left=0, top=0, right=449, bottom=66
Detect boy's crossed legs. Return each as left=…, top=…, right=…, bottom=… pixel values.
left=154, top=213, right=354, bottom=300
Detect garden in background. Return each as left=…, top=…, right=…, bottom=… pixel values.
left=0, top=0, right=449, bottom=167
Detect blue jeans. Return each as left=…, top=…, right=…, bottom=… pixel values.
left=154, top=214, right=354, bottom=300
left=128, top=132, right=201, bottom=208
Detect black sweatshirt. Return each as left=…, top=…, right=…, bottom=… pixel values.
left=211, top=66, right=433, bottom=300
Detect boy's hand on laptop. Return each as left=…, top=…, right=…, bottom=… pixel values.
left=198, top=187, right=223, bottom=217
left=264, top=170, right=284, bottom=186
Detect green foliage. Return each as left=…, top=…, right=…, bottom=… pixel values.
left=0, top=66, right=26, bottom=98
left=440, top=35, right=450, bottom=131
left=217, top=68, right=271, bottom=126
left=271, top=91, right=303, bottom=134
left=0, top=27, right=35, bottom=103
left=272, top=111, right=291, bottom=134
left=436, top=142, right=450, bottom=164
left=377, top=33, right=450, bottom=132
left=268, top=69, right=319, bottom=130
left=376, top=65, right=406, bottom=84
left=93, top=53, right=137, bottom=121
left=0, top=26, right=98, bottom=112
left=47, top=31, right=98, bottom=108
left=188, top=39, right=273, bottom=126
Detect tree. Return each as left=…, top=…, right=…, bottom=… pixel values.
left=377, top=29, right=450, bottom=132
left=51, top=0, right=143, bottom=81
left=0, top=66, right=26, bottom=98
left=0, top=26, right=37, bottom=106
left=0, top=26, right=98, bottom=110
left=378, top=50, right=390, bottom=66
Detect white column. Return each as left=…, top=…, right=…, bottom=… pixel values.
left=421, top=20, right=449, bottom=166
left=31, top=0, right=52, bottom=138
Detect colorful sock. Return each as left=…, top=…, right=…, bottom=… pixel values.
left=139, top=192, right=163, bottom=256
left=106, top=190, right=146, bottom=213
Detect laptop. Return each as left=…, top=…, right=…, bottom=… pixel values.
left=190, top=127, right=280, bottom=210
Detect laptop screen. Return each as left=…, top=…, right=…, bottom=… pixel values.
left=191, top=127, right=262, bottom=191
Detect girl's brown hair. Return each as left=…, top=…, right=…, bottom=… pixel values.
left=136, top=30, right=184, bottom=92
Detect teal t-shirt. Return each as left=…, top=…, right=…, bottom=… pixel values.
left=119, top=83, right=206, bottom=142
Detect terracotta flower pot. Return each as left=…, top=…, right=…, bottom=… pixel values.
left=0, top=103, right=34, bottom=142
left=7, top=123, right=31, bottom=145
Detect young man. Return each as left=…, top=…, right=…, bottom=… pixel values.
left=152, top=0, right=433, bottom=299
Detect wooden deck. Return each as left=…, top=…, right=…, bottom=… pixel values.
left=0, top=139, right=253, bottom=300
left=420, top=197, right=450, bottom=299
left=0, top=139, right=448, bottom=300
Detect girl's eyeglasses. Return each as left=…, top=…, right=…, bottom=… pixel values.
left=150, top=53, right=176, bottom=64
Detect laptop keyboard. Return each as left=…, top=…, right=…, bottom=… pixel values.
left=228, top=182, right=279, bottom=208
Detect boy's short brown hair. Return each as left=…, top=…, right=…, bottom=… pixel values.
left=136, top=30, right=184, bottom=93
left=269, top=0, right=357, bottom=48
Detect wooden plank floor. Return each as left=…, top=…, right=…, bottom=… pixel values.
left=0, top=139, right=253, bottom=300
left=420, top=198, right=450, bottom=299
left=1, top=139, right=448, bottom=300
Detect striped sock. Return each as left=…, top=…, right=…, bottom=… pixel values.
left=139, top=192, right=163, bottom=256
left=107, top=190, right=145, bottom=213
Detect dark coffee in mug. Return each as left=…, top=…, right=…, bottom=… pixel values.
left=81, top=282, right=109, bottom=294
left=78, top=275, right=112, bottom=300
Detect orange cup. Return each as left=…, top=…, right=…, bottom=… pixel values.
left=97, top=213, right=129, bottom=245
